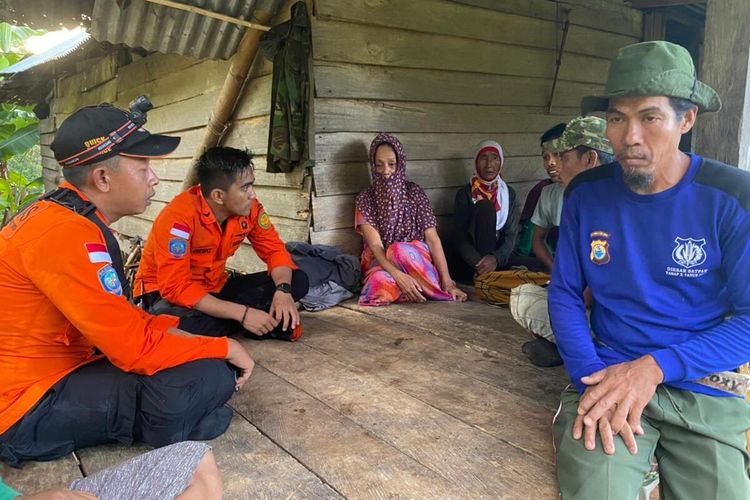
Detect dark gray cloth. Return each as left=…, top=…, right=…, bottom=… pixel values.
left=286, top=241, right=360, bottom=290
left=70, top=441, right=210, bottom=500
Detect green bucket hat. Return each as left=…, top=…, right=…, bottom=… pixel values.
left=546, top=116, right=613, bottom=155
left=581, top=41, right=721, bottom=115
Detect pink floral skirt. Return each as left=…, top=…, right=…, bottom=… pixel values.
left=358, top=240, right=453, bottom=306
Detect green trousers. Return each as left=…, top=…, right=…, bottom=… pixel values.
left=554, top=385, right=750, bottom=499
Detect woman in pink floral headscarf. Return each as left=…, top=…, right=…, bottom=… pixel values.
left=354, top=133, right=467, bottom=306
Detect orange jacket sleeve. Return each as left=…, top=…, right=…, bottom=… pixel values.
left=26, top=220, right=227, bottom=375
left=149, top=207, right=210, bottom=308
left=248, top=201, right=296, bottom=272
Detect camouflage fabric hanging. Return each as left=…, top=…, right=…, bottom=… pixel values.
left=260, top=1, right=311, bottom=173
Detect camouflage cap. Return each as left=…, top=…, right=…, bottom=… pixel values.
left=581, top=41, right=720, bottom=115
left=546, top=116, right=613, bottom=155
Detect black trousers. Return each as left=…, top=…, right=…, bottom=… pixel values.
left=148, top=270, right=309, bottom=339
left=0, top=358, right=235, bottom=468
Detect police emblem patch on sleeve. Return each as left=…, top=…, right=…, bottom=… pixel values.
left=258, top=209, right=272, bottom=230
left=168, top=237, right=188, bottom=258
left=97, top=264, right=123, bottom=296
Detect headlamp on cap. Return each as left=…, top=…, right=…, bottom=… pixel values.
left=128, top=95, right=153, bottom=126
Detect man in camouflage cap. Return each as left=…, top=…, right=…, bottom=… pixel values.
left=545, top=115, right=615, bottom=187
left=512, top=116, right=614, bottom=367
left=549, top=41, right=750, bottom=499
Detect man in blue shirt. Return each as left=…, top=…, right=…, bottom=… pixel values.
left=549, top=41, right=750, bottom=499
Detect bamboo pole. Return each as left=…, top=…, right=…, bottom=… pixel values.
left=143, top=0, right=271, bottom=31
left=182, top=5, right=278, bottom=189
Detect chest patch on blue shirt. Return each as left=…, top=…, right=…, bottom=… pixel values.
left=589, top=230, right=610, bottom=265
left=667, top=236, right=709, bottom=278
left=169, top=237, right=188, bottom=258
left=98, top=264, right=123, bottom=296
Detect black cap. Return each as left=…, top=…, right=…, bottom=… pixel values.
left=50, top=103, right=180, bottom=168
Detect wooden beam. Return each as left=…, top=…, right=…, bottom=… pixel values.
left=143, top=0, right=271, bottom=31
left=694, top=0, right=750, bottom=171
left=629, top=0, right=705, bottom=8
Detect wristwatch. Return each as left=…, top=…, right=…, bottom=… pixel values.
left=275, top=282, right=293, bottom=294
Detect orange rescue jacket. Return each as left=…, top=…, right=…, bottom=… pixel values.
left=0, top=183, right=228, bottom=435
left=134, top=186, right=296, bottom=307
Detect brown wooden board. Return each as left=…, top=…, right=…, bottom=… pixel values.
left=143, top=75, right=271, bottom=135
left=242, top=338, right=558, bottom=497
left=312, top=19, right=611, bottom=85
left=301, top=314, right=557, bottom=461
left=450, top=0, right=642, bottom=38
left=54, top=79, right=118, bottom=115
left=230, top=364, right=466, bottom=498
left=309, top=227, right=361, bottom=256
left=324, top=303, right=568, bottom=407
left=117, top=53, right=201, bottom=93
left=316, top=0, right=637, bottom=59
left=315, top=98, right=573, bottom=134
left=314, top=61, right=600, bottom=109
left=115, top=59, right=230, bottom=109
left=58, top=54, right=116, bottom=96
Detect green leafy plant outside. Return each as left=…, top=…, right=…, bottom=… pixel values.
left=0, top=22, right=46, bottom=227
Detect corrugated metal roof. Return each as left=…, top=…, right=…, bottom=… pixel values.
left=0, top=0, right=281, bottom=61
left=0, top=32, right=91, bottom=74
left=89, top=0, right=272, bottom=60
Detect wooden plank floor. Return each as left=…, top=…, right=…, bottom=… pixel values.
left=1, top=298, right=569, bottom=499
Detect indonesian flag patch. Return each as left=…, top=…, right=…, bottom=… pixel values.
left=85, top=243, right=112, bottom=264
left=169, top=222, right=190, bottom=240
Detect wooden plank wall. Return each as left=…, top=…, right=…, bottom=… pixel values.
left=44, top=0, right=304, bottom=272
left=309, top=0, right=642, bottom=255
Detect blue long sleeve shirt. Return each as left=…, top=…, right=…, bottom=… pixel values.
left=548, top=154, right=750, bottom=397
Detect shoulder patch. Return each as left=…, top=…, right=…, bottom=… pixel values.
left=169, top=222, right=191, bottom=240
left=168, top=237, right=188, bottom=258
left=97, top=264, right=123, bottom=296
left=85, top=242, right=112, bottom=264
left=258, top=209, right=272, bottom=230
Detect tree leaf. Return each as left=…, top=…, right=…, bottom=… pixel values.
left=0, top=123, right=39, bottom=161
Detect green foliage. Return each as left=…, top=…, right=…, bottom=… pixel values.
left=0, top=168, right=43, bottom=227
left=7, top=144, right=41, bottom=180
left=0, top=23, right=43, bottom=55
left=0, top=22, right=43, bottom=177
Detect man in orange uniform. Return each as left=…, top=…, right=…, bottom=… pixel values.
left=135, top=147, right=309, bottom=341
left=0, top=101, right=254, bottom=468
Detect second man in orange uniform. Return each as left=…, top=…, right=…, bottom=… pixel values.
left=135, top=147, right=309, bottom=341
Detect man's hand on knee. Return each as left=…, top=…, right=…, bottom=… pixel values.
left=572, top=409, right=638, bottom=456
left=577, top=355, right=663, bottom=437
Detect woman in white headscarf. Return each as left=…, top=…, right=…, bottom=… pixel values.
left=453, top=140, right=520, bottom=278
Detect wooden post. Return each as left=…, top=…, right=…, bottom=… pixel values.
left=182, top=2, right=280, bottom=189
left=694, top=0, right=750, bottom=171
